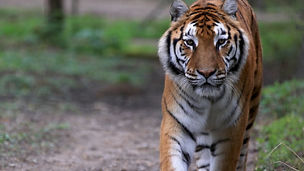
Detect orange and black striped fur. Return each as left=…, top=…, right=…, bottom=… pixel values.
left=158, top=0, right=262, bottom=170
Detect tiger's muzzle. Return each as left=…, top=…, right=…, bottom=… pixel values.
left=185, top=69, right=226, bottom=88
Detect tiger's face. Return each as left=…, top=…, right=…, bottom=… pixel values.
left=158, top=1, right=249, bottom=98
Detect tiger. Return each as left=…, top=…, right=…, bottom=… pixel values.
left=158, top=0, right=262, bottom=170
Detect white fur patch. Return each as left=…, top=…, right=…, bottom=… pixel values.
left=183, top=23, right=199, bottom=49
left=213, top=22, right=228, bottom=46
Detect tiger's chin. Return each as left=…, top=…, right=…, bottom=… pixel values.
left=193, top=84, right=225, bottom=99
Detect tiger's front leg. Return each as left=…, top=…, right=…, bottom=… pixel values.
left=160, top=100, right=196, bottom=171
left=208, top=113, right=248, bottom=171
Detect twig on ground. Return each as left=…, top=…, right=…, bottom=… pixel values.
left=273, top=161, right=299, bottom=171
left=266, top=142, right=304, bottom=170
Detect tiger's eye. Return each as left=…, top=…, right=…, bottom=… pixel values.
left=218, top=39, right=227, bottom=45
left=185, top=39, right=195, bottom=46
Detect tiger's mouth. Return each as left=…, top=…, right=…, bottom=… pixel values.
left=186, top=76, right=226, bottom=97
left=186, top=76, right=226, bottom=88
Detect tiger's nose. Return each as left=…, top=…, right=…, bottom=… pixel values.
left=197, top=69, right=216, bottom=78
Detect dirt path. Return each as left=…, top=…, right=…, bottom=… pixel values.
left=14, top=104, right=161, bottom=171
left=5, top=102, right=257, bottom=171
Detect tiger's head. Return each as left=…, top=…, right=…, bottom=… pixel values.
left=158, top=0, right=249, bottom=98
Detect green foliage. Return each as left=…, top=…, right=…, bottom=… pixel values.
left=0, top=9, right=41, bottom=41
left=256, top=115, right=304, bottom=170
left=0, top=50, right=150, bottom=99
left=0, top=9, right=166, bottom=56
left=257, top=80, right=304, bottom=170
left=259, top=22, right=303, bottom=63
left=261, top=80, right=304, bottom=118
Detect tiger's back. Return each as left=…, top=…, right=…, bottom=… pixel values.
left=158, top=0, right=262, bottom=170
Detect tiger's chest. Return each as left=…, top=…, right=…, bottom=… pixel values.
left=170, top=87, right=242, bottom=134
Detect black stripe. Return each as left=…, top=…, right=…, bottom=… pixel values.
left=166, top=154, right=189, bottom=165
left=182, top=151, right=191, bottom=166
left=212, top=18, right=220, bottom=24
left=220, top=28, right=226, bottom=35
left=175, top=85, right=205, bottom=112
left=191, top=11, right=221, bottom=21
left=236, top=166, right=242, bottom=170
left=175, top=84, right=198, bottom=103
left=251, top=87, right=261, bottom=100
left=166, top=31, right=172, bottom=56
left=189, top=11, right=202, bottom=16
left=227, top=25, right=231, bottom=39
left=193, top=7, right=207, bottom=11
left=173, top=38, right=184, bottom=68
left=246, top=122, right=254, bottom=130
left=195, top=144, right=210, bottom=152
left=207, top=3, right=217, bottom=7
left=224, top=57, right=229, bottom=68
left=249, top=104, right=259, bottom=119
left=169, top=135, right=182, bottom=147
left=169, top=62, right=183, bottom=75
left=164, top=99, right=196, bottom=142
left=210, top=138, right=230, bottom=156
left=203, top=7, right=217, bottom=11
left=193, top=7, right=217, bottom=12
left=200, top=132, right=209, bottom=136
left=243, top=137, right=250, bottom=144
left=223, top=88, right=234, bottom=109
left=231, top=29, right=245, bottom=72
left=166, top=31, right=183, bottom=75
left=168, top=135, right=190, bottom=166
left=175, top=87, right=205, bottom=114
left=198, top=164, right=210, bottom=169
left=192, top=13, right=204, bottom=21
left=230, top=34, right=238, bottom=61
left=227, top=84, right=245, bottom=123
left=170, top=89, right=189, bottom=115
left=227, top=46, right=233, bottom=57
left=191, top=4, right=200, bottom=8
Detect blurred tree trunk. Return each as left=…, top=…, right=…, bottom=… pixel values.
left=296, top=11, right=304, bottom=79
left=46, top=0, right=65, bottom=37
left=296, top=37, right=304, bottom=78
left=71, top=0, right=79, bottom=15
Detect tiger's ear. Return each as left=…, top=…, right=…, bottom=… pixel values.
left=170, top=0, right=189, bottom=22
left=222, top=0, right=238, bottom=17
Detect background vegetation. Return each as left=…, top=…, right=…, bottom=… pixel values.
left=0, top=0, right=303, bottom=170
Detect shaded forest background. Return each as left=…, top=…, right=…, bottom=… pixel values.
left=0, top=0, right=303, bottom=170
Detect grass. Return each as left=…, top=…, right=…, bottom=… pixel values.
left=256, top=80, right=304, bottom=170
left=0, top=8, right=158, bottom=100
left=0, top=8, right=168, bottom=57
left=0, top=50, right=151, bottom=99
left=260, top=80, right=304, bottom=118
left=256, top=115, right=304, bottom=170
